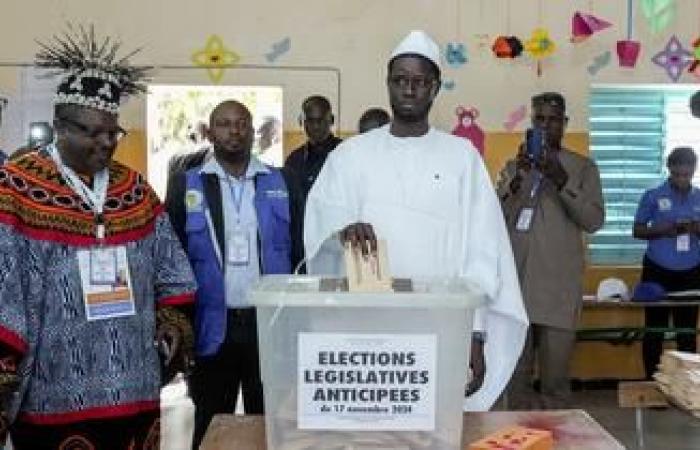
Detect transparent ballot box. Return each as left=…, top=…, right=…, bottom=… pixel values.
left=250, top=276, right=486, bottom=450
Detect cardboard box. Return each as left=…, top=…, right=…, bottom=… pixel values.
left=469, top=425, right=553, bottom=450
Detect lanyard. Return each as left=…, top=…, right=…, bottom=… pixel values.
left=48, top=144, right=109, bottom=239
left=529, top=171, right=544, bottom=199
left=226, top=175, right=246, bottom=223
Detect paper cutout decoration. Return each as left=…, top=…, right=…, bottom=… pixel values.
left=640, top=0, right=676, bottom=35
left=265, top=37, right=291, bottom=63
left=588, top=51, right=612, bottom=75
left=452, top=106, right=485, bottom=156
left=503, top=105, right=527, bottom=132
left=442, top=80, right=456, bottom=91
left=617, top=40, right=641, bottom=68
left=616, top=0, right=641, bottom=68
left=688, top=38, right=700, bottom=76
left=445, top=43, right=468, bottom=68
left=474, top=33, right=491, bottom=50
left=192, top=35, right=241, bottom=83
left=571, top=11, right=612, bottom=43
left=651, top=35, right=692, bottom=82
left=492, top=36, right=524, bottom=58
left=524, top=28, right=556, bottom=76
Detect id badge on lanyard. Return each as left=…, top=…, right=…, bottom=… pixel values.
left=515, top=173, right=542, bottom=232
left=227, top=224, right=250, bottom=266
left=78, top=245, right=136, bottom=321
left=90, top=247, right=118, bottom=284
left=677, top=234, right=691, bottom=252
left=516, top=208, right=534, bottom=232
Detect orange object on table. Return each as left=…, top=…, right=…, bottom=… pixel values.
left=469, top=425, right=553, bottom=450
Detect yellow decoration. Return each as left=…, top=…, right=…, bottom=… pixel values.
left=524, top=28, right=556, bottom=59
left=191, top=35, right=240, bottom=83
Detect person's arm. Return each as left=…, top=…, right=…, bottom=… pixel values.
left=152, top=198, right=198, bottom=384
left=549, top=157, right=605, bottom=233
left=0, top=225, right=29, bottom=431
left=633, top=222, right=677, bottom=240
left=632, top=189, right=677, bottom=240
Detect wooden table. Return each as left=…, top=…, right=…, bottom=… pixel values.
left=201, top=410, right=624, bottom=449
left=572, top=299, right=700, bottom=380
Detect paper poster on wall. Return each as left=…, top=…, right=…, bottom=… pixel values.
left=297, top=332, right=437, bottom=431
left=146, top=85, right=283, bottom=199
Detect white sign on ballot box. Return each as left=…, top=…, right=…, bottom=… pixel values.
left=297, top=332, right=437, bottom=431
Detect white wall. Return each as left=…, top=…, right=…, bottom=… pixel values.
left=0, top=0, right=698, bottom=145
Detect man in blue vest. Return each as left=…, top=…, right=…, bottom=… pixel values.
left=165, top=100, right=303, bottom=448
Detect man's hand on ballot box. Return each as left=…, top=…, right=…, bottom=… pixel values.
left=340, top=222, right=377, bottom=256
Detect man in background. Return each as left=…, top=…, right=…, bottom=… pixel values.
left=497, top=92, right=604, bottom=409
left=634, top=147, right=700, bottom=379
left=284, top=95, right=342, bottom=198
left=358, top=107, right=390, bottom=134
left=165, top=100, right=303, bottom=448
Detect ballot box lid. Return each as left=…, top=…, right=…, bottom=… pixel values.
left=249, top=275, right=487, bottom=309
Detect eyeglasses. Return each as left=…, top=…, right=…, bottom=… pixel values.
left=388, top=74, right=435, bottom=90
left=58, top=116, right=128, bottom=142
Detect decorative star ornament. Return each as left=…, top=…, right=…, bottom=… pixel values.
left=192, top=35, right=240, bottom=83
left=651, top=35, right=692, bottom=82
left=524, top=28, right=556, bottom=76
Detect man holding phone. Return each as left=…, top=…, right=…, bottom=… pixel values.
left=633, top=146, right=700, bottom=379
left=496, top=92, right=604, bottom=409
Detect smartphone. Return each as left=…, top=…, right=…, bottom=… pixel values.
left=525, top=127, right=545, bottom=162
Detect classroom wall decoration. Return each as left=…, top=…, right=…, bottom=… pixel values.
left=445, top=42, right=468, bottom=68
left=452, top=106, right=485, bottom=156
left=524, top=28, right=556, bottom=76
left=571, top=11, right=612, bottom=43
left=651, top=35, right=692, bottom=82
left=640, top=0, right=676, bottom=35
left=191, top=35, right=241, bottom=83
left=688, top=38, right=700, bottom=76
left=617, top=0, right=641, bottom=68
left=265, top=37, right=291, bottom=63
left=492, top=36, right=523, bottom=59
left=503, top=105, right=527, bottom=132
left=588, top=51, right=612, bottom=76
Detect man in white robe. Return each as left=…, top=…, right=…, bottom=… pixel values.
left=303, top=30, right=528, bottom=410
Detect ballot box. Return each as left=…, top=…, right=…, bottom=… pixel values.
left=249, top=275, right=486, bottom=450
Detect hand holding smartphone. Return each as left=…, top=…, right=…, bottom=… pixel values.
left=526, top=127, right=546, bottom=163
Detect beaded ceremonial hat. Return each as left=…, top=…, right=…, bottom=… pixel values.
left=35, top=24, right=149, bottom=114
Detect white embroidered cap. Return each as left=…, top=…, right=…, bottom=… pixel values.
left=389, top=30, right=441, bottom=72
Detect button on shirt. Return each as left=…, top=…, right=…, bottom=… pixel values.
left=200, top=156, right=269, bottom=307
left=635, top=180, right=700, bottom=270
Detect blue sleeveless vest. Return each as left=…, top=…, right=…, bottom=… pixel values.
left=184, top=167, right=292, bottom=356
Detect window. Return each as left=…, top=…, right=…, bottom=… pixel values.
left=588, top=85, right=699, bottom=265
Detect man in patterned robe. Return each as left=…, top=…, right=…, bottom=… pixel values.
left=0, top=25, right=197, bottom=449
